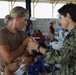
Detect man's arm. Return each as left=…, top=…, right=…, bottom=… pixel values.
left=4, top=60, right=21, bottom=75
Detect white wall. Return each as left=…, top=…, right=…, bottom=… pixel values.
left=0, top=19, right=6, bottom=29
left=0, top=19, right=59, bottom=34
left=32, top=18, right=59, bottom=34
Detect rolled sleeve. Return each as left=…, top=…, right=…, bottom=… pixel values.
left=44, top=49, right=62, bottom=64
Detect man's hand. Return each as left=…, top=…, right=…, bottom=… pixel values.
left=23, top=37, right=33, bottom=46
left=28, top=38, right=39, bottom=50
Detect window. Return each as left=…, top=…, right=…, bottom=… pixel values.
left=0, top=1, right=65, bottom=19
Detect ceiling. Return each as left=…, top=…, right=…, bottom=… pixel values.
left=0, top=0, right=76, bottom=3
left=31, top=0, right=75, bottom=3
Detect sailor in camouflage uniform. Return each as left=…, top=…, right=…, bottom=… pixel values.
left=28, top=3, right=76, bottom=75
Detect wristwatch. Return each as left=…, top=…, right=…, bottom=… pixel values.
left=36, top=45, right=41, bottom=52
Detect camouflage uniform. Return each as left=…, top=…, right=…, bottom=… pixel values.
left=44, top=27, right=76, bottom=75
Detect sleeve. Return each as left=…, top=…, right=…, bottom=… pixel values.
left=0, top=33, right=9, bottom=45
left=43, top=48, right=63, bottom=64
left=43, top=30, right=76, bottom=65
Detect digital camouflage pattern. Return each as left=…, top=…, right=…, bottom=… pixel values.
left=44, top=27, right=76, bottom=75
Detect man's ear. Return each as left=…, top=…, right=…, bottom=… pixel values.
left=66, top=13, right=71, bottom=19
